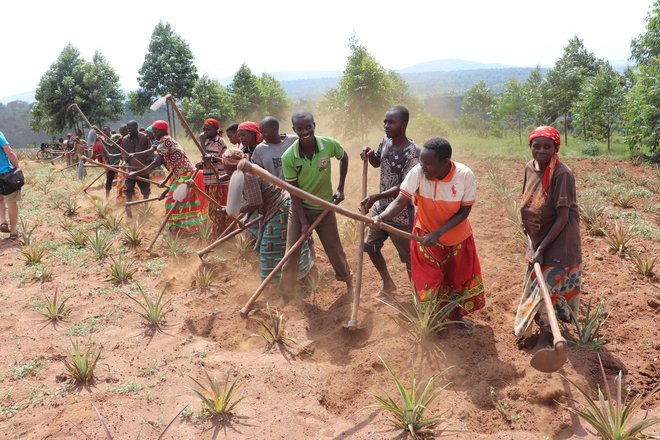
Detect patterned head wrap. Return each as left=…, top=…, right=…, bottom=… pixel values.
left=528, top=126, right=561, bottom=150
left=528, top=126, right=561, bottom=200
left=238, top=121, right=263, bottom=144
left=152, top=120, right=169, bottom=135
left=222, top=148, right=248, bottom=166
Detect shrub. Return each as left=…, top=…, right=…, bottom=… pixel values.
left=107, top=256, right=137, bottom=284
left=250, top=304, right=296, bottom=349
left=581, top=142, right=601, bottom=156
left=631, top=252, right=657, bottom=277
left=125, top=285, right=172, bottom=329
left=562, top=300, right=609, bottom=348
left=603, top=221, right=636, bottom=255
left=377, top=293, right=463, bottom=342
left=371, top=356, right=450, bottom=438
left=62, top=338, right=101, bottom=384
left=188, top=369, right=244, bottom=418
left=38, top=289, right=71, bottom=321
left=561, top=356, right=660, bottom=440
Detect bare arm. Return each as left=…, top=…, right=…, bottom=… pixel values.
left=2, top=145, right=19, bottom=168
left=334, top=151, right=349, bottom=203
left=360, top=147, right=381, bottom=168
left=376, top=194, right=409, bottom=221
left=361, top=186, right=400, bottom=211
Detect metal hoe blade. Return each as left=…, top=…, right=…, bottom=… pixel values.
left=226, top=171, right=245, bottom=217
left=150, top=95, right=169, bottom=112
left=530, top=347, right=567, bottom=373
left=172, top=183, right=188, bottom=202
left=86, top=129, right=97, bottom=146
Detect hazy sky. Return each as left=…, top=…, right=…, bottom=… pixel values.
left=2, top=0, right=654, bottom=98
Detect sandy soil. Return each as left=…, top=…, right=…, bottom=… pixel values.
left=0, top=153, right=658, bottom=439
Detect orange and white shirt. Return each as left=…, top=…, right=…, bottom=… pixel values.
left=400, top=161, right=476, bottom=246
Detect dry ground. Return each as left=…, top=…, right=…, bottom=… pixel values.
left=0, top=149, right=658, bottom=439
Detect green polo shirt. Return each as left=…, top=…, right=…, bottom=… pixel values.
left=282, top=136, right=345, bottom=210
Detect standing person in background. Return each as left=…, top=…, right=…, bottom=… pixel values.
left=252, top=116, right=297, bottom=179
left=237, top=121, right=262, bottom=158
left=373, top=137, right=485, bottom=327
left=226, top=124, right=240, bottom=146
left=121, top=120, right=151, bottom=217
left=360, top=105, right=420, bottom=295
left=280, top=111, right=353, bottom=298
left=200, top=118, right=231, bottom=234
left=0, top=131, right=21, bottom=240
left=100, top=126, right=121, bottom=199
left=514, top=126, right=581, bottom=351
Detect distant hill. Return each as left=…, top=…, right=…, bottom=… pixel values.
left=280, top=67, right=549, bottom=101
left=0, top=91, right=36, bottom=105
left=399, top=59, right=511, bottom=73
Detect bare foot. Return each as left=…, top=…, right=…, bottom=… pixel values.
left=378, top=284, right=397, bottom=296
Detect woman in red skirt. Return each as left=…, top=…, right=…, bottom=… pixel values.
left=373, top=137, right=485, bottom=326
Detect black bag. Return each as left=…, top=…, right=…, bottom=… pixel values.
left=0, top=168, right=25, bottom=195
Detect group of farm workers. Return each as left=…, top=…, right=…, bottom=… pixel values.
left=1, top=105, right=581, bottom=351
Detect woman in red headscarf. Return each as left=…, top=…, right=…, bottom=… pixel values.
left=514, top=126, right=582, bottom=350
left=129, top=120, right=207, bottom=232
left=199, top=118, right=231, bottom=234
left=237, top=121, right=262, bottom=158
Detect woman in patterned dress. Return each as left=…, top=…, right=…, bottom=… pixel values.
left=514, top=126, right=581, bottom=350
left=128, top=120, right=207, bottom=232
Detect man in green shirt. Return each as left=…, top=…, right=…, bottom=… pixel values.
left=280, top=111, right=352, bottom=297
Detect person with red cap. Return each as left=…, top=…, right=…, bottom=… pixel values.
left=128, top=120, right=207, bottom=232
left=199, top=117, right=231, bottom=234
left=514, top=125, right=581, bottom=351
left=237, top=121, right=262, bottom=158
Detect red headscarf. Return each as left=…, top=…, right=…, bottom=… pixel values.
left=528, top=126, right=561, bottom=200
left=152, top=120, right=169, bottom=135
left=204, top=118, right=219, bottom=129
left=238, top=121, right=263, bottom=144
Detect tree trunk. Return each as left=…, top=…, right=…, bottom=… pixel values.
left=564, top=112, right=569, bottom=146
left=607, top=120, right=611, bottom=153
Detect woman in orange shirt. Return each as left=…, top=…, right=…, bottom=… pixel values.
left=373, top=137, right=485, bottom=324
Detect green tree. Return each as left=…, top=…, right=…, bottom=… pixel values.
left=461, top=80, right=495, bottom=134
left=625, top=0, right=660, bottom=160
left=572, top=63, right=624, bottom=151
left=542, top=36, right=599, bottom=145
left=324, top=36, right=392, bottom=143
left=80, top=51, right=124, bottom=127
left=524, top=66, right=547, bottom=126
left=631, top=0, right=660, bottom=64
left=180, top=75, right=235, bottom=134
left=494, top=77, right=531, bottom=144
left=30, top=44, right=86, bottom=134
left=128, top=21, right=198, bottom=115
left=623, top=58, right=659, bottom=160
left=31, top=45, right=124, bottom=134
left=228, top=63, right=261, bottom=121
left=256, top=73, right=290, bottom=122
